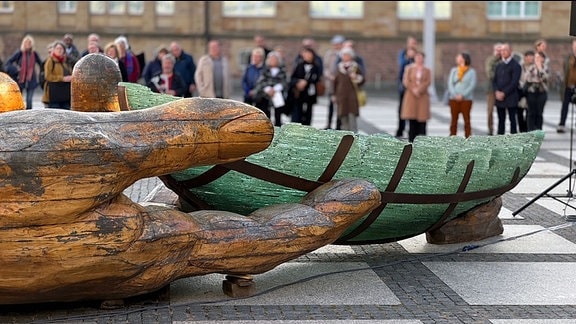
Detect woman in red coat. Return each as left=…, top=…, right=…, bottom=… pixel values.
left=400, top=51, right=431, bottom=142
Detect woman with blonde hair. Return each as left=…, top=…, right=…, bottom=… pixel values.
left=5, top=34, right=43, bottom=109
left=104, top=42, right=128, bottom=82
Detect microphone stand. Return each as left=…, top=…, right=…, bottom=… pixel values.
left=513, top=92, right=576, bottom=221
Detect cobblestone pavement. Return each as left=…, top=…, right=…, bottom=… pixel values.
left=1, top=90, right=575, bottom=323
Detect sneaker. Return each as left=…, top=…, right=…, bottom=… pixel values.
left=557, top=125, right=566, bottom=133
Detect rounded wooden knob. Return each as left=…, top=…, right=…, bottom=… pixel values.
left=71, top=53, right=122, bottom=112
left=0, top=72, right=25, bottom=112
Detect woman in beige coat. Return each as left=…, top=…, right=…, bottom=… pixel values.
left=400, top=51, right=431, bottom=142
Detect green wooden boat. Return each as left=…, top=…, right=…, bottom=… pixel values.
left=121, top=82, right=545, bottom=245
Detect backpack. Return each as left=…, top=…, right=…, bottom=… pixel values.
left=40, top=60, right=57, bottom=91
left=39, top=60, right=48, bottom=90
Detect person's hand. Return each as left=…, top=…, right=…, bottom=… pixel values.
left=189, top=84, right=196, bottom=95
left=495, top=90, right=505, bottom=101
left=63, top=75, right=72, bottom=82
left=297, top=79, right=307, bottom=91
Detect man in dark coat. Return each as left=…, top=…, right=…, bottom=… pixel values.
left=493, top=42, right=522, bottom=135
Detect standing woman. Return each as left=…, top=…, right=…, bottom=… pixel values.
left=41, top=41, right=73, bottom=109
left=333, top=47, right=364, bottom=132
left=253, top=51, right=289, bottom=127
left=447, top=52, right=477, bottom=138
left=5, top=34, right=43, bottom=109
left=242, top=47, right=268, bottom=116
left=523, top=51, right=549, bottom=131
left=104, top=42, right=128, bottom=82
left=289, top=46, right=321, bottom=126
left=400, top=51, right=431, bottom=142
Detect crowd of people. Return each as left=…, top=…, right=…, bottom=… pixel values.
left=2, top=32, right=573, bottom=140
left=0, top=32, right=370, bottom=133
left=394, top=36, right=555, bottom=142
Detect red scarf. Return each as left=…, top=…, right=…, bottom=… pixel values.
left=18, top=50, right=35, bottom=83
left=52, top=53, right=65, bottom=64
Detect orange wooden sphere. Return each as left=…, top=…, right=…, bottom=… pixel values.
left=0, top=72, right=25, bottom=112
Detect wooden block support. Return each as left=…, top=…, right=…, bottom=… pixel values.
left=223, top=275, right=256, bottom=298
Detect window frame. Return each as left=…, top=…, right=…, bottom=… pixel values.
left=155, top=0, right=174, bottom=16
left=397, top=1, right=451, bottom=20
left=486, top=1, right=541, bottom=20
left=222, top=1, right=276, bottom=18
left=309, top=1, right=364, bottom=19
left=0, top=1, right=15, bottom=13
left=89, top=1, right=145, bottom=15
left=58, top=1, right=77, bottom=14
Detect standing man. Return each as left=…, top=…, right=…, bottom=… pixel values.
left=246, top=34, right=272, bottom=65
left=63, top=33, right=80, bottom=67
left=485, top=42, right=503, bottom=135
left=170, top=41, right=197, bottom=98
left=81, top=33, right=103, bottom=57
left=323, top=34, right=345, bottom=130
left=396, top=36, right=417, bottom=139
left=557, top=38, right=576, bottom=133
left=195, top=39, right=232, bottom=99
left=493, top=42, right=522, bottom=135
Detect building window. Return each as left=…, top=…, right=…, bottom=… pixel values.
left=89, top=1, right=144, bottom=15
left=128, top=1, right=143, bottom=14
left=90, top=1, right=106, bottom=14
left=397, top=1, right=451, bottom=20
left=222, top=1, right=276, bottom=17
left=108, top=1, right=126, bottom=15
left=487, top=1, right=541, bottom=19
left=156, top=1, right=174, bottom=15
left=0, top=1, right=14, bottom=13
left=58, top=1, right=77, bottom=13
left=309, top=1, right=363, bottom=19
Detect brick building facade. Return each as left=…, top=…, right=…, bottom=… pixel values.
left=0, top=1, right=573, bottom=93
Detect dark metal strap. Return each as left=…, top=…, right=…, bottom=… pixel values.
left=426, top=161, right=475, bottom=232
left=177, top=165, right=232, bottom=188
left=335, top=144, right=413, bottom=243
left=158, top=175, right=214, bottom=210
left=171, top=135, right=358, bottom=209
left=317, top=135, right=354, bottom=183
left=117, top=85, right=130, bottom=111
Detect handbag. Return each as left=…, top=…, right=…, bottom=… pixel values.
left=316, top=80, right=326, bottom=96
left=47, top=82, right=71, bottom=102
left=356, top=87, right=367, bottom=107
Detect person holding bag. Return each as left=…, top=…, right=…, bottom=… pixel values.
left=333, top=47, right=364, bottom=132
left=41, top=41, right=73, bottom=109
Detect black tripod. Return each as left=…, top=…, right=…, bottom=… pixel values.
left=512, top=98, right=576, bottom=219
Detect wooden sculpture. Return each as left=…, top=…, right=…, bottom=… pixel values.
left=0, top=55, right=382, bottom=304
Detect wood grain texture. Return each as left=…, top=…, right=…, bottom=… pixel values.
left=0, top=68, right=383, bottom=304
left=0, top=178, right=380, bottom=304
left=0, top=99, right=273, bottom=226
left=0, top=72, right=25, bottom=112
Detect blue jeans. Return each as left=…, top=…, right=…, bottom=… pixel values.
left=19, top=84, right=36, bottom=110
